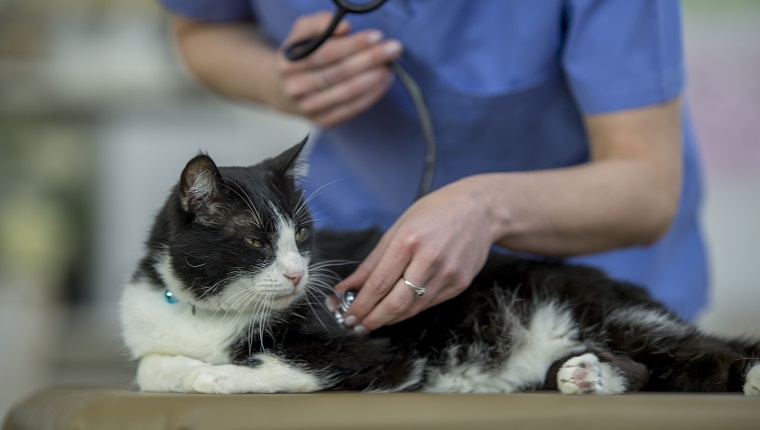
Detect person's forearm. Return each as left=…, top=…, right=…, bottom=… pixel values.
left=170, top=16, right=283, bottom=108
left=464, top=158, right=680, bottom=257
left=168, top=13, right=400, bottom=127
left=469, top=99, right=683, bottom=257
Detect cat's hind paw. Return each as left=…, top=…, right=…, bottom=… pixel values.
left=743, top=364, right=760, bottom=396
left=183, top=365, right=237, bottom=394
left=557, top=353, right=626, bottom=395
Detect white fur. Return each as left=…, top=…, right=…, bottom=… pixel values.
left=423, top=344, right=499, bottom=393
left=608, top=306, right=692, bottom=339
left=272, top=216, right=308, bottom=293
left=744, top=364, right=760, bottom=396
left=120, top=216, right=314, bottom=392
left=364, top=358, right=428, bottom=393
left=121, top=272, right=319, bottom=393
left=120, top=278, right=248, bottom=364
left=180, top=169, right=216, bottom=212
left=137, top=353, right=321, bottom=393
left=286, top=157, right=309, bottom=184
left=557, top=353, right=627, bottom=395
left=190, top=170, right=217, bottom=198
left=424, top=303, right=584, bottom=393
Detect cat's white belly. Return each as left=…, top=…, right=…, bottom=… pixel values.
left=424, top=303, right=585, bottom=393
left=120, top=280, right=250, bottom=364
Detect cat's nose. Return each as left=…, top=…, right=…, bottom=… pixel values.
left=285, top=271, right=304, bottom=286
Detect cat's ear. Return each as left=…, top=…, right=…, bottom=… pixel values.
left=179, top=153, right=224, bottom=214
left=275, top=136, right=309, bottom=183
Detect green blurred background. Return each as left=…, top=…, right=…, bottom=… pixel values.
left=0, top=0, right=758, bottom=421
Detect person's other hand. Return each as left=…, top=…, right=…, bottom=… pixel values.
left=334, top=177, right=498, bottom=333
left=274, top=11, right=402, bottom=127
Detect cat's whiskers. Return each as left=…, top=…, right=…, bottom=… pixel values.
left=210, top=274, right=247, bottom=309
left=223, top=180, right=265, bottom=230
left=246, top=290, right=265, bottom=355
left=307, top=260, right=355, bottom=296
left=239, top=289, right=277, bottom=355
left=302, top=287, right=331, bottom=331
left=214, top=281, right=263, bottom=326
left=292, top=177, right=345, bottom=224
left=292, top=190, right=309, bottom=222
left=308, top=260, right=355, bottom=276
left=299, top=273, right=329, bottom=309
left=299, top=178, right=346, bottom=213
left=304, top=214, right=330, bottom=225
left=197, top=277, right=227, bottom=301
left=215, top=282, right=287, bottom=354
left=223, top=284, right=262, bottom=313
left=184, top=256, right=206, bottom=268
left=197, top=271, right=243, bottom=303
left=299, top=262, right=354, bottom=330
left=227, top=289, right=265, bottom=353
left=257, top=293, right=275, bottom=354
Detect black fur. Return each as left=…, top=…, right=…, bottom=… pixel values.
left=132, top=139, right=313, bottom=302
left=251, top=228, right=760, bottom=393
left=128, top=141, right=760, bottom=394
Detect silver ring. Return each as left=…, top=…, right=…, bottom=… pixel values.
left=402, top=277, right=425, bottom=297
left=313, top=71, right=329, bottom=91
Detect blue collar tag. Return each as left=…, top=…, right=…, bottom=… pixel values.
left=164, top=289, right=178, bottom=304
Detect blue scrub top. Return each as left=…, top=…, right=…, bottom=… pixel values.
left=159, top=0, right=708, bottom=320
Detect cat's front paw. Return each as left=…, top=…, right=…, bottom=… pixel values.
left=743, top=364, right=760, bottom=396
left=557, top=353, right=625, bottom=395
left=183, top=365, right=237, bottom=394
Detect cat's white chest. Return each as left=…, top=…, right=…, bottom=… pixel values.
left=120, top=280, right=250, bottom=364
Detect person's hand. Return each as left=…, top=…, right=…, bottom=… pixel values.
left=274, top=11, right=402, bottom=127
left=334, top=177, right=498, bottom=333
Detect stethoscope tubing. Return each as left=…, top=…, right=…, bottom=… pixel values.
left=284, top=0, right=437, bottom=199
left=389, top=61, right=436, bottom=198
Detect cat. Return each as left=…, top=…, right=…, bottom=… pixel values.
left=120, top=139, right=760, bottom=395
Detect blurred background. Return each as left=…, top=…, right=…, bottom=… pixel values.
left=0, top=0, right=758, bottom=421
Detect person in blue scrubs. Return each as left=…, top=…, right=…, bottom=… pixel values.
left=159, top=1, right=708, bottom=334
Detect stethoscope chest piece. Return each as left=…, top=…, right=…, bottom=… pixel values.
left=333, top=289, right=358, bottom=324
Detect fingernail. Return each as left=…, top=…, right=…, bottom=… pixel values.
left=325, top=297, right=337, bottom=313
left=366, top=30, right=384, bottom=44
left=384, top=40, right=402, bottom=56
left=353, top=325, right=367, bottom=335
left=344, top=315, right=357, bottom=326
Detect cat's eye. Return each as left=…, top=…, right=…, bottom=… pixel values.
left=244, top=237, right=265, bottom=248
left=295, top=227, right=309, bottom=242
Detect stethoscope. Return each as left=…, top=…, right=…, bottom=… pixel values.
left=284, top=0, right=436, bottom=200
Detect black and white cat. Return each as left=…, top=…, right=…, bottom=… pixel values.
left=120, top=140, right=760, bottom=395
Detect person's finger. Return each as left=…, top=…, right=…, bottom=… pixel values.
left=357, top=233, right=462, bottom=329
left=282, top=38, right=401, bottom=98
left=352, top=277, right=424, bottom=333
left=335, top=223, right=398, bottom=296
left=284, top=11, right=351, bottom=46
left=340, top=233, right=411, bottom=327
left=282, top=29, right=384, bottom=74
left=319, top=39, right=401, bottom=88
left=299, top=67, right=388, bottom=113
left=309, top=71, right=394, bottom=127
left=324, top=294, right=340, bottom=313
left=384, top=276, right=464, bottom=326
left=313, top=80, right=391, bottom=127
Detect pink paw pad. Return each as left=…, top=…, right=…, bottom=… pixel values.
left=557, top=353, right=604, bottom=395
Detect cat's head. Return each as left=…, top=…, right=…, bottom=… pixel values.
left=153, top=138, right=316, bottom=314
